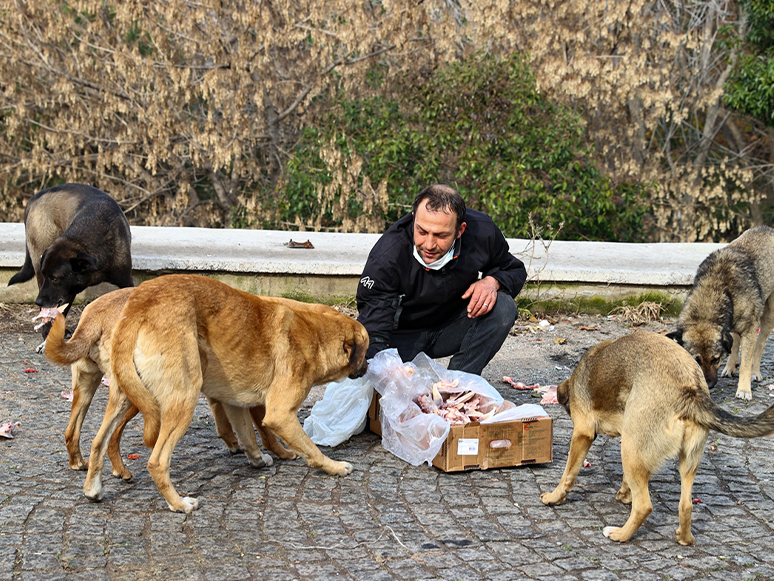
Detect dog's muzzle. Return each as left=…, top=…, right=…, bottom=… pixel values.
left=349, top=361, right=368, bottom=379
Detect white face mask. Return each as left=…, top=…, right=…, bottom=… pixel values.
left=413, top=241, right=457, bottom=270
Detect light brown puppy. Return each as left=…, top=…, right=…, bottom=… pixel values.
left=45, top=288, right=138, bottom=479
left=84, top=274, right=369, bottom=513
left=541, top=331, right=774, bottom=545
left=668, top=225, right=774, bottom=400
left=44, top=288, right=291, bottom=481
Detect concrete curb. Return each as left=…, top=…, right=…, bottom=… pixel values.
left=0, top=223, right=721, bottom=304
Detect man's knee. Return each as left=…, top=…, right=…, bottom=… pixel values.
left=491, top=292, right=518, bottom=329
left=475, top=292, right=517, bottom=350
left=448, top=293, right=517, bottom=374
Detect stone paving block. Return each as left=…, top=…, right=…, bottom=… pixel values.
left=4, top=316, right=774, bottom=580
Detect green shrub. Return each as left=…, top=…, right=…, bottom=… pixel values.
left=275, top=53, right=652, bottom=240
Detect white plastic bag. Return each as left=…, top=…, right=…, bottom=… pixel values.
left=303, top=376, right=373, bottom=447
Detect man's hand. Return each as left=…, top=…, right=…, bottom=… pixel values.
left=462, top=276, right=500, bottom=318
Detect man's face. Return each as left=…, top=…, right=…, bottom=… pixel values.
left=413, top=200, right=466, bottom=264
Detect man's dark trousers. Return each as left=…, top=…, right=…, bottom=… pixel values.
left=387, top=291, right=518, bottom=375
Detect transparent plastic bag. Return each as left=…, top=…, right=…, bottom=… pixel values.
left=379, top=407, right=450, bottom=467
left=302, top=376, right=373, bottom=447
left=367, top=349, right=510, bottom=466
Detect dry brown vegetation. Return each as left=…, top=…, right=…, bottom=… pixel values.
left=1, top=1, right=771, bottom=242
left=609, top=302, right=664, bottom=326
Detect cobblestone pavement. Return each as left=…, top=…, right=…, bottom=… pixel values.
left=2, top=308, right=774, bottom=581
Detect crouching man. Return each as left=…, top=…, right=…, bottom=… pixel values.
left=357, top=184, right=527, bottom=375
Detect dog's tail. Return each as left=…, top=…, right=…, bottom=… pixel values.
left=111, top=312, right=161, bottom=449
left=685, top=389, right=774, bottom=438
left=8, top=247, right=34, bottom=286
left=44, top=312, right=99, bottom=366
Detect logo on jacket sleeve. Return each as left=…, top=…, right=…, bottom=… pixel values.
left=360, top=276, right=375, bottom=289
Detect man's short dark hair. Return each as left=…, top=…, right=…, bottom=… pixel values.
left=412, top=184, right=466, bottom=231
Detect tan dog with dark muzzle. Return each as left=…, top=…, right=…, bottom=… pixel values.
left=84, top=274, right=369, bottom=513
left=45, top=287, right=288, bottom=481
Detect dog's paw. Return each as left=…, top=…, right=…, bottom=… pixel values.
left=752, top=372, right=763, bottom=382
left=35, top=340, right=47, bottom=354
left=112, top=468, right=133, bottom=482
left=675, top=527, right=695, bottom=546
left=329, top=461, right=353, bottom=476
left=245, top=450, right=273, bottom=468
left=83, top=479, right=104, bottom=503
left=540, top=490, right=566, bottom=506
left=721, top=367, right=737, bottom=378
left=69, top=459, right=88, bottom=471
left=735, top=388, right=753, bottom=401
left=602, top=526, right=629, bottom=542
left=168, top=497, right=199, bottom=513
left=220, top=435, right=242, bottom=454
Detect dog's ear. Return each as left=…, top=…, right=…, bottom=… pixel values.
left=721, top=329, right=734, bottom=354
left=343, top=326, right=369, bottom=375
left=665, top=329, right=683, bottom=344
left=70, top=252, right=97, bottom=274
left=343, top=338, right=354, bottom=362
left=556, top=379, right=571, bottom=409
left=344, top=337, right=366, bottom=368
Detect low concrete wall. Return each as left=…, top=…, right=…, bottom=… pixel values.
left=0, top=223, right=721, bottom=307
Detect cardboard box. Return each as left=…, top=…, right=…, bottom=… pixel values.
left=368, top=393, right=552, bottom=472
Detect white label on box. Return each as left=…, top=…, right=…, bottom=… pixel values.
left=457, top=438, right=479, bottom=456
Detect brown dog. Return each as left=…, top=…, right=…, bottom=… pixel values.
left=45, top=288, right=138, bottom=479
left=667, top=225, right=774, bottom=400
left=541, top=331, right=774, bottom=545
left=83, top=274, right=369, bottom=512
left=44, top=287, right=290, bottom=482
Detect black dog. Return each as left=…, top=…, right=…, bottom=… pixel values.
left=8, top=183, right=134, bottom=339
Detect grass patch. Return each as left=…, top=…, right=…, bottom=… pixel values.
left=281, top=290, right=358, bottom=308
left=518, top=291, right=682, bottom=318
left=285, top=290, right=682, bottom=321
left=280, top=289, right=318, bottom=303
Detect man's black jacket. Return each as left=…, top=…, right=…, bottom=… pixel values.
left=356, top=209, right=527, bottom=358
